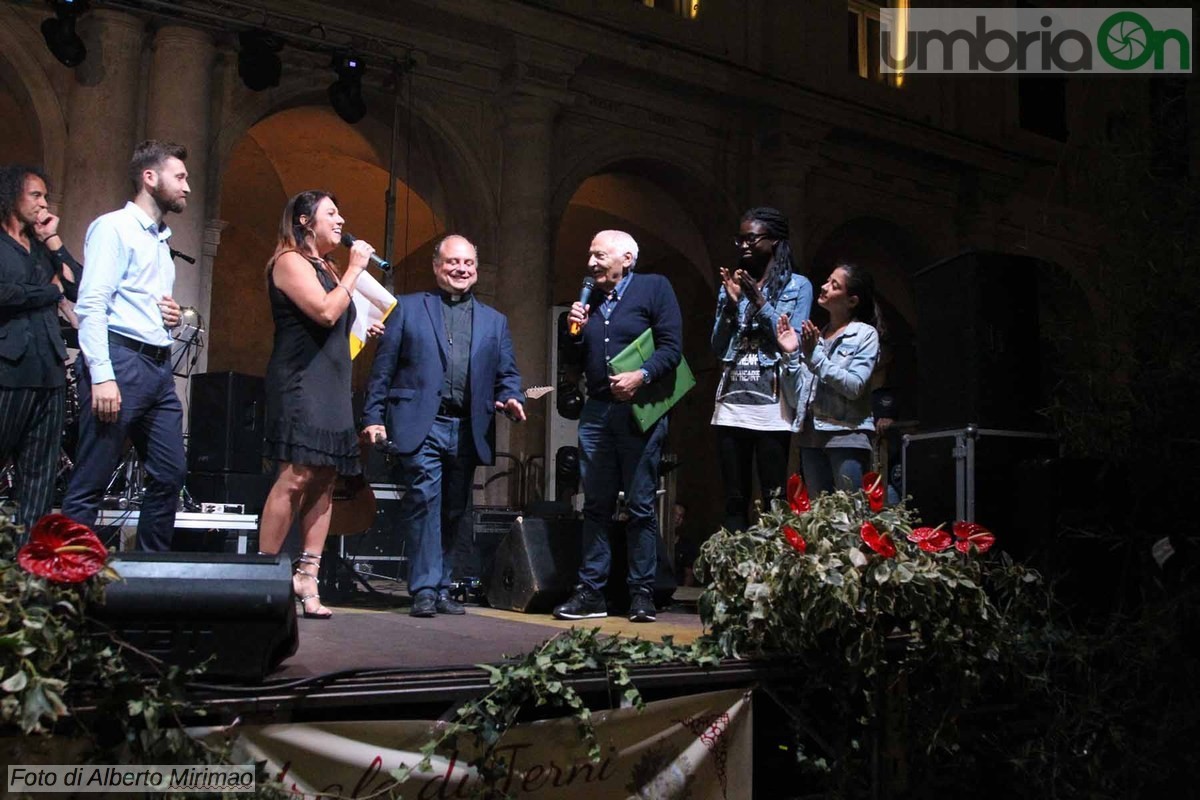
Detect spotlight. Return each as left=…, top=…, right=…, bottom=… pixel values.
left=328, top=53, right=366, bottom=124
left=238, top=29, right=283, bottom=91
left=41, top=0, right=89, bottom=68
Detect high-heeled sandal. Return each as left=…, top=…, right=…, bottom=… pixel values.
left=292, top=551, right=333, bottom=619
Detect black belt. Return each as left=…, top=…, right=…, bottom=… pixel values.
left=437, top=400, right=469, bottom=418
left=108, top=331, right=171, bottom=364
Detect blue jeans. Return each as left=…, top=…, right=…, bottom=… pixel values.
left=577, top=399, right=667, bottom=593
left=390, top=414, right=478, bottom=597
left=801, top=446, right=870, bottom=497
left=62, top=346, right=185, bottom=552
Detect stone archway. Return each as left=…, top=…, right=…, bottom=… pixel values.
left=0, top=5, right=69, bottom=184
left=206, top=105, right=442, bottom=390
left=210, top=80, right=499, bottom=274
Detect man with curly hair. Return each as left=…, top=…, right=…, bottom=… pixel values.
left=0, top=165, right=82, bottom=539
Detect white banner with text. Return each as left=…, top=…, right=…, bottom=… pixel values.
left=217, top=688, right=752, bottom=799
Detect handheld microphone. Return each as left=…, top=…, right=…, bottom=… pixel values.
left=568, top=277, right=596, bottom=336
left=339, top=232, right=391, bottom=271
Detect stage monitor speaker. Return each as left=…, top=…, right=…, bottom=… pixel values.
left=914, top=251, right=1042, bottom=429
left=486, top=517, right=676, bottom=614
left=488, top=517, right=582, bottom=613
left=188, top=371, right=266, bottom=474
left=187, top=471, right=274, bottom=515
left=93, top=552, right=298, bottom=682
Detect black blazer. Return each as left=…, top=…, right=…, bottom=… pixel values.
left=0, top=231, right=80, bottom=387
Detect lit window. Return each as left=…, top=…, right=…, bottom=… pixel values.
left=638, top=0, right=700, bottom=19
left=849, top=0, right=905, bottom=86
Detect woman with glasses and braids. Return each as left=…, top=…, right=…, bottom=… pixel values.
left=710, top=207, right=813, bottom=532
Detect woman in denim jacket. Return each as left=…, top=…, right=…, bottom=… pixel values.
left=711, top=207, right=813, bottom=531
left=776, top=261, right=881, bottom=496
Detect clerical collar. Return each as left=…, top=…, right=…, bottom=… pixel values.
left=440, top=290, right=472, bottom=305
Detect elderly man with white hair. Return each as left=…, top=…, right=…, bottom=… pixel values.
left=553, top=229, right=683, bottom=623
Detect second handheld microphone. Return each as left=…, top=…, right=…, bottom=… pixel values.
left=339, top=232, right=391, bottom=272
left=568, top=277, right=596, bottom=336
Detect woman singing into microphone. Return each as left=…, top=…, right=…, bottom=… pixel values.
left=257, top=190, right=383, bottom=619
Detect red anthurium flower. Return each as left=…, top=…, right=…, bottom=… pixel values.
left=862, top=472, right=885, bottom=512
left=860, top=521, right=897, bottom=558
left=907, top=524, right=953, bottom=552
left=782, top=525, right=807, bottom=553
left=17, top=514, right=108, bottom=583
left=786, top=474, right=811, bottom=514
left=953, top=521, right=996, bottom=554
left=911, top=527, right=953, bottom=553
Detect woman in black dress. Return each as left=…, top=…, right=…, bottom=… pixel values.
left=258, top=190, right=381, bottom=618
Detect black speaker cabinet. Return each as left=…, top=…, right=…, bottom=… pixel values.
left=487, top=517, right=582, bottom=613
left=188, top=372, right=266, bottom=474
left=486, top=517, right=677, bottom=613
left=93, top=552, right=298, bottom=682
left=914, top=251, right=1042, bottom=429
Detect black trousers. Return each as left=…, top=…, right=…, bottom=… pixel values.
left=715, top=425, right=792, bottom=533
left=0, top=385, right=66, bottom=537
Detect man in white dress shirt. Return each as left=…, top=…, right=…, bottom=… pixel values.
left=62, top=140, right=188, bottom=552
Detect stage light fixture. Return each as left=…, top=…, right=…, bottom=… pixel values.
left=41, top=0, right=89, bottom=68
left=238, top=29, right=283, bottom=91
left=328, top=53, right=367, bottom=124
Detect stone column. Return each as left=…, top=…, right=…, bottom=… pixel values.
left=144, top=25, right=215, bottom=367
left=495, top=92, right=559, bottom=496
left=140, top=26, right=215, bottom=420
left=194, top=219, right=228, bottom=372
left=59, top=10, right=144, bottom=256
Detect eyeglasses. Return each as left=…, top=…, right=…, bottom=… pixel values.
left=733, top=233, right=770, bottom=248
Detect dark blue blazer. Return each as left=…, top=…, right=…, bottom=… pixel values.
left=362, top=291, right=523, bottom=465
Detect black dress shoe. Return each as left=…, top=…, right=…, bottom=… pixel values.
left=436, top=594, right=466, bottom=615
left=410, top=593, right=437, bottom=617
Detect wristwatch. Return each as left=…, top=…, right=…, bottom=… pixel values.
left=640, top=368, right=651, bottom=385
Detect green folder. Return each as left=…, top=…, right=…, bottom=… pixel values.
left=608, top=327, right=696, bottom=432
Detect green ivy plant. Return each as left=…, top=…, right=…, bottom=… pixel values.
left=0, top=516, right=118, bottom=735
left=0, top=511, right=272, bottom=796
left=2, top=493, right=1063, bottom=798
left=386, top=627, right=722, bottom=797
left=695, top=483, right=1054, bottom=786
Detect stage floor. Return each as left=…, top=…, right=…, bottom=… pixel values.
left=271, top=585, right=707, bottom=680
